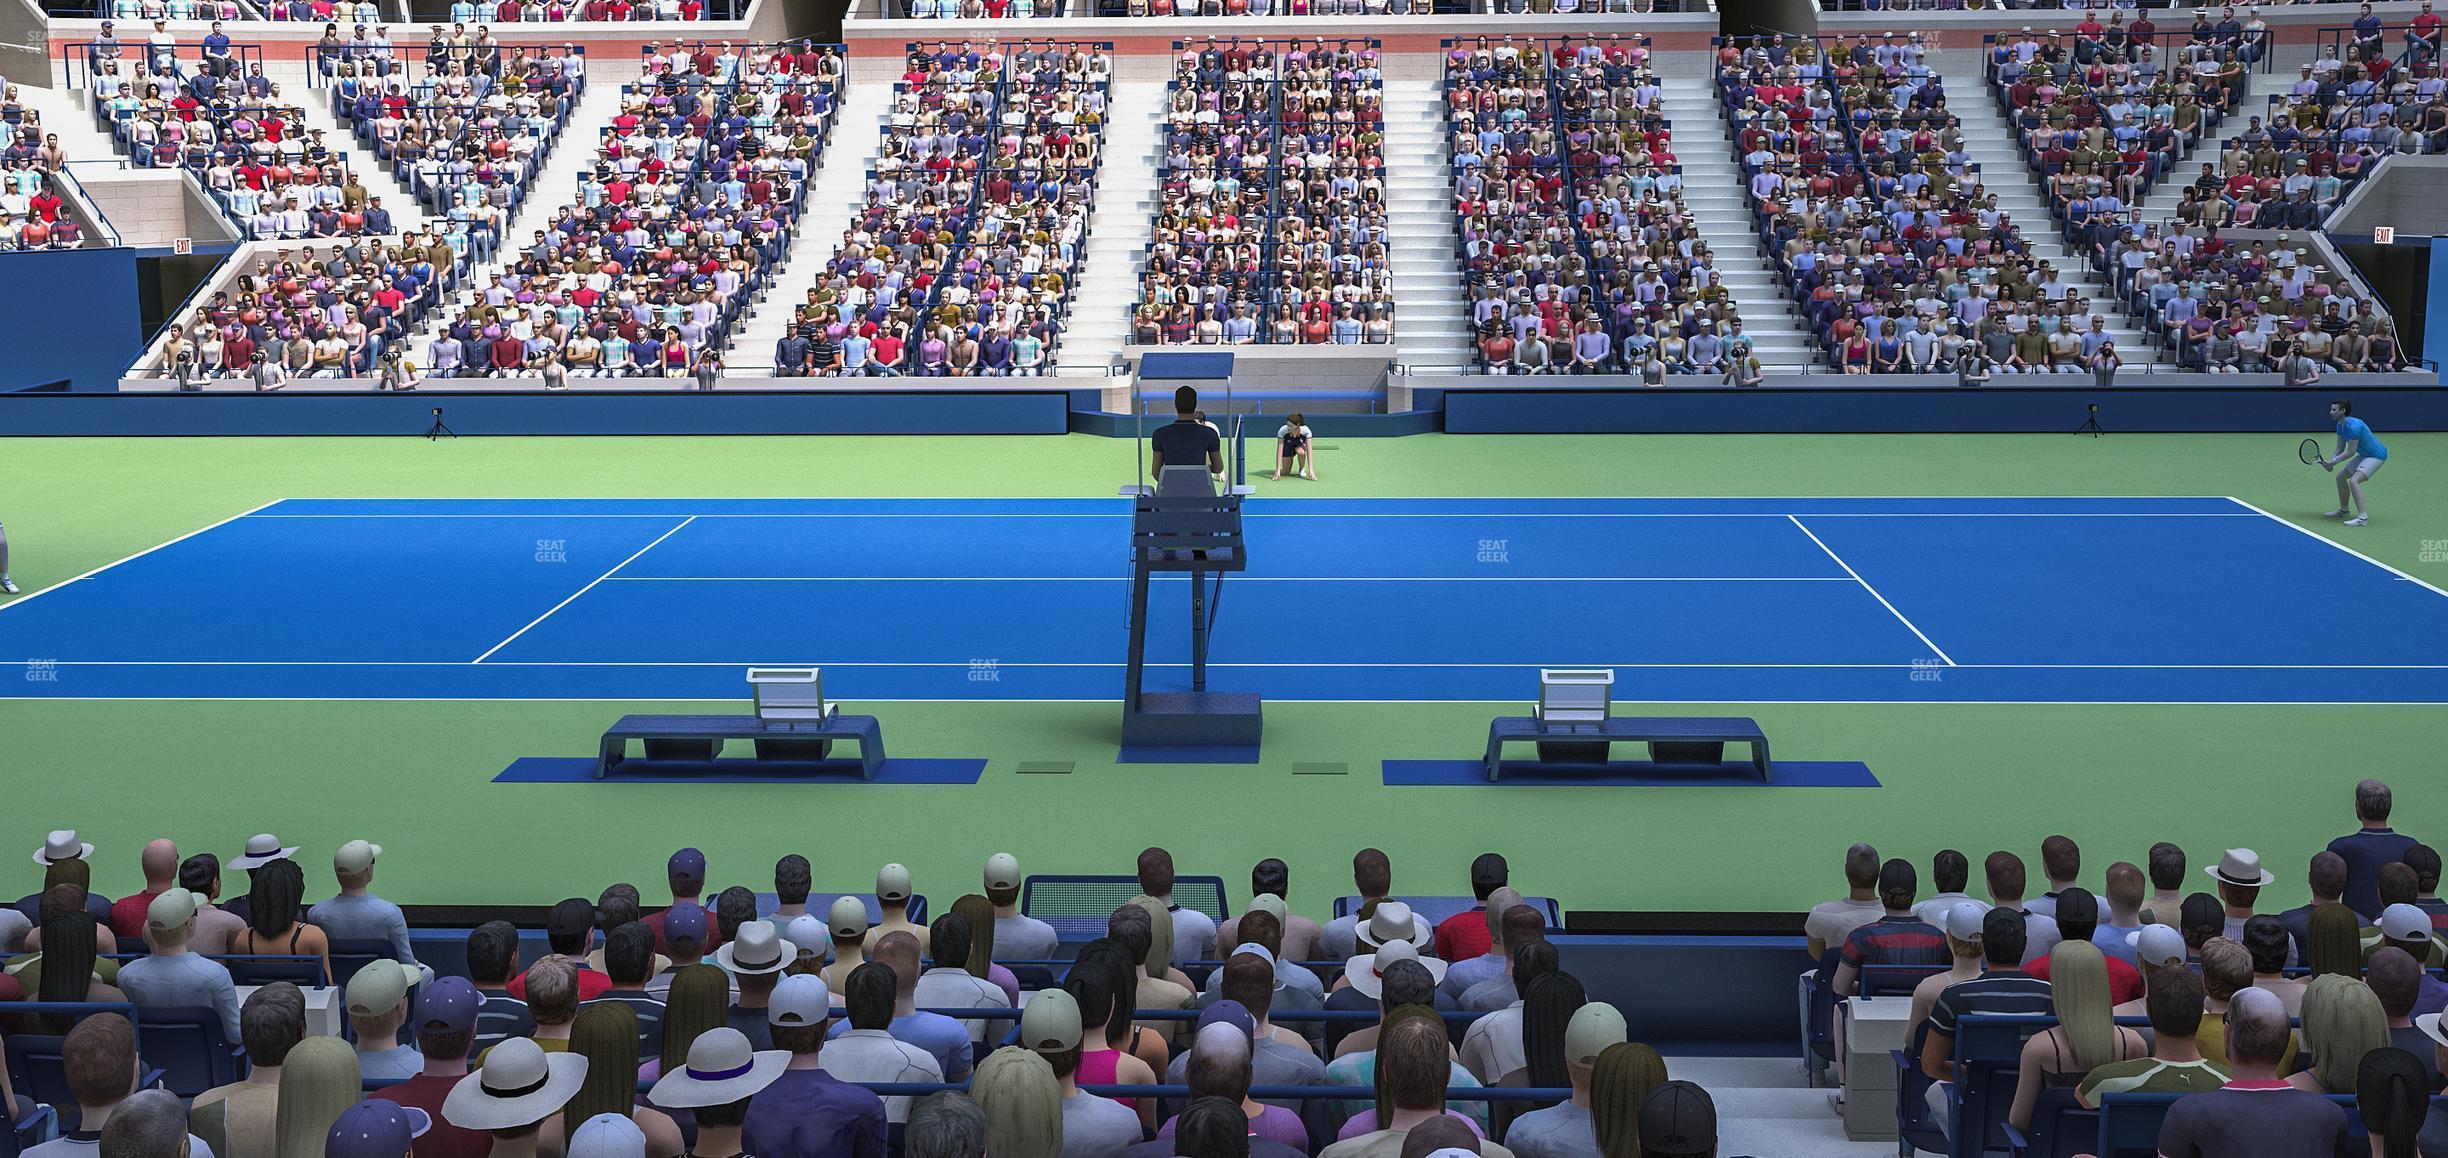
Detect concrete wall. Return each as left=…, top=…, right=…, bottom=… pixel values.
left=74, top=168, right=238, bottom=249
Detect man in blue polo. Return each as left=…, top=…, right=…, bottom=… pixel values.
left=2320, top=399, right=2389, bottom=527
left=1148, top=386, right=1223, bottom=488
left=2329, top=779, right=2419, bottom=919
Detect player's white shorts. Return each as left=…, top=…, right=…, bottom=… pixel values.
left=2343, top=455, right=2386, bottom=482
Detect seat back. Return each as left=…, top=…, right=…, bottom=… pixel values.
left=135, top=1006, right=246, bottom=1097
left=217, top=955, right=328, bottom=988
left=1534, top=668, right=1614, bottom=724
left=1890, top=1020, right=1948, bottom=1156
left=2094, top=1092, right=2186, bottom=1158
left=1862, top=963, right=1948, bottom=998
left=1805, top=947, right=1842, bottom=1065
left=4, top=1035, right=74, bottom=1113
left=324, top=939, right=397, bottom=993
left=1954, top=1014, right=2055, bottom=1156
left=2023, top=1086, right=2095, bottom=1158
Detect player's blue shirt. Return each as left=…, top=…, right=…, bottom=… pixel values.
left=2339, top=417, right=2388, bottom=460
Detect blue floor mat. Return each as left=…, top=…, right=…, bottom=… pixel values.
left=1380, top=759, right=1880, bottom=788
left=495, top=756, right=987, bottom=785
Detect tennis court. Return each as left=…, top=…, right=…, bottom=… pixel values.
left=2, top=494, right=2444, bottom=703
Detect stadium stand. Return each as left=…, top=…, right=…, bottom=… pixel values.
left=316, top=43, right=587, bottom=219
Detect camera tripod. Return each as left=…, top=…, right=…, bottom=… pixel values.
left=426, top=407, right=456, bottom=441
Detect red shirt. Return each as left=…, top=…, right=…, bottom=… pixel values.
left=383, top=1073, right=492, bottom=1158
left=507, top=964, right=614, bottom=1001
left=2022, top=950, right=2145, bottom=1005
left=109, top=889, right=166, bottom=941
left=1434, top=908, right=1493, bottom=963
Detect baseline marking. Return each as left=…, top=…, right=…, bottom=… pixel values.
left=1786, top=515, right=1958, bottom=666
left=0, top=498, right=286, bottom=616
left=2226, top=497, right=2448, bottom=601
left=470, top=516, right=698, bottom=665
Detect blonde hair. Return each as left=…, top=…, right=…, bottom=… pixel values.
left=565, top=1003, right=642, bottom=1135
left=1128, top=895, right=1173, bottom=973
left=2046, top=940, right=2119, bottom=1072
left=274, top=1037, right=363, bottom=1158
left=970, top=1046, right=1062, bottom=1158
left=2302, top=973, right=2389, bottom=1093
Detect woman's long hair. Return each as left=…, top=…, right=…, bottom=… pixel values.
left=2359, top=1046, right=2430, bottom=1158
left=565, top=1002, right=642, bottom=1135
left=1589, top=1042, right=1670, bottom=1158
left=274, top=1037, right=362, bottom=1158
left=2303, top=973, right=2389, bottom=1094
left=37, top=909, right=99, bottom=1032
left=952, top=894, right=997, bottom=979
left=1522, top=970, right=1589, bottom=1095
left=2046, top=940, right=2120, bottom=1073
left=1129, top=896, right=1174, bottom=973
left=2307, top=904, right=2365, bottom=979
left=1070, top=940, right=1139, bottom=1050
left=658, top=964, right=731, bottom=1076
left=971, top=1046, right=1063, bottom=1158
left=247, top=858, right=306, bottom=940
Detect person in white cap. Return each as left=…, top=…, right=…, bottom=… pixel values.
left=986, top=854, right=1059, bottom=961
left=346, top=961, right=427, bottom=1081
left=647, top=1027, right=788, bottom=1158
left=782, top=916, right=830, bottom=977
left=1907, top=902, right=1991, bottom=1035
left=1355, top=902, right=1432, bottom=957
left=17, top=831, right=114, bottom=928
left=816, top=963, right=942, bottom=1125
left=1503, top=1003, right=1626, bottom=1158
left=869, top=864, right=929, bottom=955
left=309, top=840, right=420, bottom=973
left=441, top=1037, right=589, bottom=1157
left=2114, top=924, right=2192, bottom=1017
left=228, top=835, right=297, bottom=874
left=1136, top=848, right=1217, bottom=965
left=33, top=829, right=94, bottom=868
left=744, top=974, right=886, bottom=1158
left=115, top=888, right=242, bottom=1042
left=715, top=921, right=797, bottom=1051
left=2372, top=905, right=2448, bottom=1016
left=565, top=1113, right=647, bottom=1158
left=1014, top=989, right=1139, bottom=1158
left=820, top=897, right=871, bottom=994
left=913, top=914, right=1007, bottom=1049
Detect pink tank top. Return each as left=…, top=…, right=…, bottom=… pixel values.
left=1074, top=1048, right=1134, bottom=1107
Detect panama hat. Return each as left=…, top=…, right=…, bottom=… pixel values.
left=1346, top=940, right=1448, bottom=999
left=441, top=1038, right=588, bottom=1130
left=33, top=830, right=91, bottom=866
left=713, top=920, right=796, bottom=976
left=1356, top=901, right=1432, bottom=951
left=229, top=833, right=298, bottom=870
left=646, top=1028, right=788, bottom=1109
left=2206, top=848, right=2276, bottom=888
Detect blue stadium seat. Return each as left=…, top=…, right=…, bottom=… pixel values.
left=1889, top=1019, right=1948, bottom=1156
left=1949, top=1014, right=2054, bottom=1158
left=2001, top=1086, right=2091, bottom=1158
left=1862, top=964, right=1947, bottom=998
left=1021, top=875, right=1229, bottom=943
left=325, top=938, right=398, bottom=993
left=216, top=955, right=328, bottom=988
left=134, top=1006, right=248, bottom=1097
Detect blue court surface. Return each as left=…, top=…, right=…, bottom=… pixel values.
left=3, top=496, right=2445, bottom=704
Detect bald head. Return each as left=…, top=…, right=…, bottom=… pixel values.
left=140, top=840, right=179, bottom=888
left=874, top=930, right=921, bottom=994
left=2227, top=987, right=2292, bottom=1069
left=1186, top=1023, right=1253, bottom=1103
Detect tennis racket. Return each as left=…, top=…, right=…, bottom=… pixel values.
left=2301, top=438, right=2329, bottom=470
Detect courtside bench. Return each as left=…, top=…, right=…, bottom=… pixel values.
left=1483, top=715, right=1773, bottom=782
left=597, top=713, right=887, bottom=780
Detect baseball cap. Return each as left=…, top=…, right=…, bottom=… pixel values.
left=335, top=840, right=383, bottom=874
left=326, top=1099, right=431, bottom=1158
left=548, top=898, right=597, bottom=938
left=1230, top=942, right=1276, bottom=966
left=877, top=864, right=913, bottom=902
left=1636, top=1081, right=1718, bottom=1156
left=416, top=976, right=481, bottom=1035
left=567, top=1113, right=647, bottom=1158
left=1943, top=901, right=1989, bottom=942
left=1020, top=988, right=1083, bottom=1053
left=985, top=852, right=1022, bottom=891
left=1564, top=1002, right=1627, bottom=1068
left=665, top=902, right=710, bottom=950
left=347, top=961, right=420, bottom=1018
left=668, top=848, right=707, bottom=886
left=1245, top=893, right=1288, bottom=926
left=828, top=896, right=869, bottom=939
left=768, top=974, right=832, bottom=1027
left=2126, top=923, right=2187, bottom=968
left=1195, top=999, right=1255, bottom=1041
left=2383, top=903, right=2432, bottom=943
left=146, top=888, right=200, bottom=932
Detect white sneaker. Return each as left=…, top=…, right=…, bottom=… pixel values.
left=0, top=578, right=16, bottom=594
left=2322, top=509, right=2350, bottom=519
left=2345, top=516, right=2369, bottom=527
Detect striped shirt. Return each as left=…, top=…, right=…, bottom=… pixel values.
left=1839, top=915, right=1950, bottom=971
left=1924, top=970, right=2054, bottom=1038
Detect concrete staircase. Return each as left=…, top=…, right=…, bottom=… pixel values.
left=1051, top=79, right=1163, bottom=375
left=26, top=67, right=126, bottom=168
left=1657, top=72, right=1818, bottom=369
left=725, top=79, right=894, bottom=370
left=2134, top=69, right=2294, bottom=224
left=259, top=59, right=432, bottom=236
left=1382, top=74, right=1472, bottom=371
left=1675, top=1056, right=1896, bottom=1157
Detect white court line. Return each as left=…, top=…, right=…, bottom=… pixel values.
left=2227, top=497, right=2448, bottom=600
left=1785, top=515, right=1958, bottom=666
left=469, top=516, right=698, bottom=664
left=598, top=575, right=1860, bottom=583
left=0, top=498, right=286, bottom=616
left=238, top=511, right=2267, bottom=520
left=21, top=660, right=2448, bottom=671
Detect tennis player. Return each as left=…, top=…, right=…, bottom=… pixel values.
left=2321, top=400, right=2388, bottom=527
left=1, top=520, right=16, bottom=594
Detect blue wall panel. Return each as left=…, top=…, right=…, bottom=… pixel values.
left=0, top=389, right=1075, bottom=435
left=1443, top=384, right=2448, bottom=434
left=0, top=249, right=147, bottom=393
